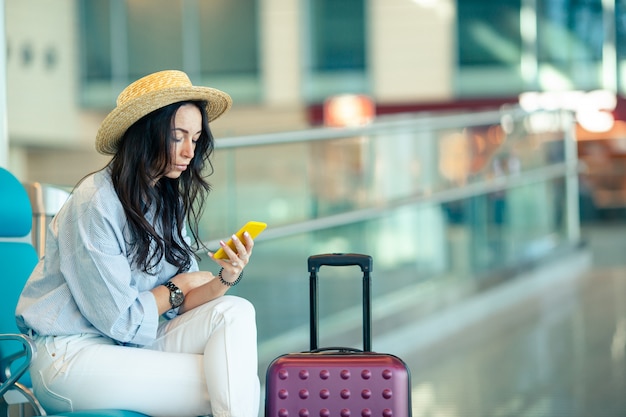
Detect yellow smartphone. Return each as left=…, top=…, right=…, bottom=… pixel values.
left=213, top=221, right=267, bottom=259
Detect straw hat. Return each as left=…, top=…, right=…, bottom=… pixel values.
left=96, top=70, right=232, bottom=155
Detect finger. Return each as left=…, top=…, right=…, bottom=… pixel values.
left=243, top=231, right=255, bottom=250
left=231, top=234, right=247, bottom=255
left=231, top=237, right=251, bottom=266
left=241, top=231, right=254, bottom=245
left=219, top=240, right=236, bottom=256
left=239, top=232, right=254, bottom=258
left=213, top=240, right=238, bottom=264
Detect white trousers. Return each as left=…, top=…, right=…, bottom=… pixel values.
left=30, top=295, right=260, bottom=417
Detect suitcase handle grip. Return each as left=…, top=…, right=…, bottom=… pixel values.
left=308, top=253, right=373, bottom=352
left=308, top=253, right=373, bottom=273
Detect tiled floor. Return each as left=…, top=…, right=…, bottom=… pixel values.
left=398, top=222, right=626, bottom=417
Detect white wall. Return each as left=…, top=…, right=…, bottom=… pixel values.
left=6, top=0, right=96, bottom=148
left=369, top=0, right=455, bottom=102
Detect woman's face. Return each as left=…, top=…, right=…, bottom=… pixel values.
left=164, top=103, right=203, bottom=179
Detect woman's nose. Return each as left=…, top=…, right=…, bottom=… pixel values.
left=181, top=139, right=195, bottom=158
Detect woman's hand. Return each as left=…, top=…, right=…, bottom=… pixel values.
left=209, top=231, right=254, bottom=285
left=157, top=231, right=254, bottom=314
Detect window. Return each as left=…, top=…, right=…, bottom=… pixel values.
left=456, top=0, right=606, bottom=96
left=618, top=0, right=626, bottom=60
left=457, top=0, right=522, bottom=68
left=79, top=0, right=260, bottom=108
left=80, top=0, right=112, bottom=82
left=126, top=0, right=183, bottom=79
left=302, top=0, right=367, bottom=102
left=537, top=0, right=603, bottom=89
left=310, top=0, right=366, bottom=72
left=198, top=1, right=258, bottom=76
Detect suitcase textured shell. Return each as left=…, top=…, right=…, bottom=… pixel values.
left=266, top=351, right=411, bottom=417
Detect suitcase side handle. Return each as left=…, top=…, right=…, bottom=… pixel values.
left=308, top=253, right=373, bottom=352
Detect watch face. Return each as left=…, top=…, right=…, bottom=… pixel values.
left=170, top=289, right=184, bottom=308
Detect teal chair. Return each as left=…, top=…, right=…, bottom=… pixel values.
left=0, top=167, right=148, bottom=417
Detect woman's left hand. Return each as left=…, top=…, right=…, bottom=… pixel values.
left=210, top=231, right=254, bottom=284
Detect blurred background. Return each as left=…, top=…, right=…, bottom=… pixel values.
left=2, top=0, right=626, bottom=416
left=4, top=0, right=626, bottom=187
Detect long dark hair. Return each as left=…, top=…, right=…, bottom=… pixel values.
left=108, top=100, right=214, bottom=274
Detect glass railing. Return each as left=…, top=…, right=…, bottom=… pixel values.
left=28, top=106, right=581, bottom=373
left=194, top=106, right=581, bottom=368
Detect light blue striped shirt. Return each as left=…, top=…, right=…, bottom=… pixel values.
left=16, top=169, right=198, bottom=346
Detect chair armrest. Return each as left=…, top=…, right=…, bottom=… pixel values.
left=0, top=333, right=36, bottom=397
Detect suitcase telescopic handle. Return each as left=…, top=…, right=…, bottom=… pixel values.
left=307, top=253, right=373, bottom=352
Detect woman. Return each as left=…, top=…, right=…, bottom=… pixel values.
left=16, top=70, right=260, bottom=417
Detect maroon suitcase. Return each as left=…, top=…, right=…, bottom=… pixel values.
left=265, top=253, right=412, bottom=417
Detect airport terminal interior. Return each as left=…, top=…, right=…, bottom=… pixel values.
left=3, top=0, right=626, bottom=416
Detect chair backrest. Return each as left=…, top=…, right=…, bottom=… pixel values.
left=0, top=167, right=39, bottom=335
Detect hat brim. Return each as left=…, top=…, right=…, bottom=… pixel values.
left=96, top=86, right=232, bottom=155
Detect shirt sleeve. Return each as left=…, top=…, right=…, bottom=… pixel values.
left=57, top=184, right=160, bottom=346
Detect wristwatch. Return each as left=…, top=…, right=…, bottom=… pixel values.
left=163, top=281, right=184, bottom=309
